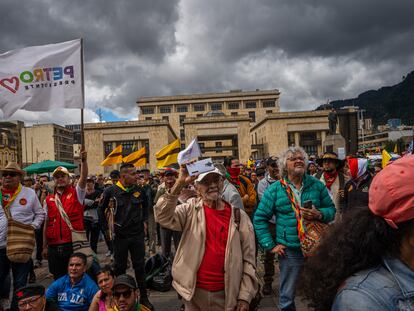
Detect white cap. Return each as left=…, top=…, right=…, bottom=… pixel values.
left=195, top=167, right=223, bottom=183
left=52, top=166, right=70, bottom=177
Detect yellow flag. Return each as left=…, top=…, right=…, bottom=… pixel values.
left=393, top=143, right=398, bottom=154
left=156, top=139, right=180, bottom=169
left=101, top=145, right=123, bottom=166
left=123, top=147, right=147, bottom=167
left=382, top=149, right=392, bottom=168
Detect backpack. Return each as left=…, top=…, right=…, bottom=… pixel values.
left=144, top=253, right=172, bottom=292
left=234, top=208, right=263, bottom=311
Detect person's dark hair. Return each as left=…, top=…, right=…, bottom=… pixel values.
left=69, top=252, right=87, bottom=265
left=298, top=207, right=414, bottom=310
left=223, top=156, right=237, bottom=168
left=256, top=168, right=266, bottom=177
left=109, top=170, right=120, bottom=179
left=120, top=163, right=135, bottom=171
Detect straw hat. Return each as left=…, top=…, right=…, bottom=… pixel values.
left=1, top=162, right=25, bottom=175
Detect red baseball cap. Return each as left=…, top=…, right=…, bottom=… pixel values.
left=369, top=155, right=414, bottom=229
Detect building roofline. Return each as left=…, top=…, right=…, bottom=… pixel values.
left=137, top=89, right=280, bottom=105
left=83, top=120, right=177, bottom=138
left=250, top=110, right=330, bottom=131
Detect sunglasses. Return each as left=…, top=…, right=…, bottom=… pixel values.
left=2, top=172, right=18, bottom=177
left=113, top=289, right=133, bottom=299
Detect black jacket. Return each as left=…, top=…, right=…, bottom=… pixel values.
left=100, top=183, right=148, bottom=238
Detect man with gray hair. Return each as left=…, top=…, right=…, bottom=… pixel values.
left=254, top=147, right=335, bottom=311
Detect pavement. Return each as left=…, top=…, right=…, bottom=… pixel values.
left=30, top=241, right=310, bottom=310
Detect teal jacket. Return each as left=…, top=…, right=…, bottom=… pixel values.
left=253, top=174, right=335, bottom=250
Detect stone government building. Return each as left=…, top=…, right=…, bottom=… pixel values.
left=15, top=89, right=358, bottom=174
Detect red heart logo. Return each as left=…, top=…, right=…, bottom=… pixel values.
left=0, top=77, right=20, bottom=94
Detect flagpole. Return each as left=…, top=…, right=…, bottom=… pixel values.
left=80, top=37, right=85, bottom=148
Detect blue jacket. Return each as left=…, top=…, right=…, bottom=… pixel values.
left=253, top=174, right=335, bottom=250
left=46, top=274, right=98, bottom=311
left=332, top=257, right=414, bottom=310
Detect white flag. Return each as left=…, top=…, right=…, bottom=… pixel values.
left=0, top=39, right=83, bottom=118
left=178, top=138, right=202, bottom=165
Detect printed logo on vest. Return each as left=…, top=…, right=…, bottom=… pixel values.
left=133, top=192, right=141, bottom=198
left=19, top=198, right=27, bottom=205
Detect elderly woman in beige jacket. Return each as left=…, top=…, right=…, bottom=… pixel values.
left=155, top=165, right=258, bottom=311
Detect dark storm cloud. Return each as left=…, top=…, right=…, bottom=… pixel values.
left=1, top=0, right=413, bottom=123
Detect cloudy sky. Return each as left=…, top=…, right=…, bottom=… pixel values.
left=1, top=0, right=413, bottom=125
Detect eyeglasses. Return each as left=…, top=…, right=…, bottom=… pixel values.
left=2, top=172, right=18, bottom=177
left=288, top=157, right=305, bottom=162
left=113, top=289, right=133, bottom=299
left=17, top=295, right=42, bottom=308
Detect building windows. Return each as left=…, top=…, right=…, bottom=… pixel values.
left=215, top=141, right=222, bottom=153
left=263, top=100, right=276, bottom=108
left=228, top=102, right=239, bottom=110
left=160, top=106, right=172, bottom=114
left=199, top=142, right=205, bottom=151
left=231, top=112, right=238, bottom=116
left=245, top=101, right=256, bottom=109
left=196, top=114, right=203, bottom=117
left=145, top=117, right=152, bottom=120
left=266, top=110, right=273, bottom=114
left=180, top=129, right=185, bottom=140
left=176, top=105, right=188, bottom=113
left=162, top=116, right=169, bottom=121
left=210, top=103, right=222, bottom=111
left=300, top=132, right=317, bottom=142
left=179, top=115, right=185, bottom=126
left=194, top=104, right=205, bottom=112
left=141, top=107, right=155, bottom=115
left=248, top=111, right=256, bottom=122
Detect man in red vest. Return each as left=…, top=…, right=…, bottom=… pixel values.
left=43, top=149, right=88, bottom=280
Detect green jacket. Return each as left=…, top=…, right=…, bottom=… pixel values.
left=253, top=174, right=335, bottom=250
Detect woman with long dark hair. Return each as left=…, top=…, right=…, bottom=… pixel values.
left=299, top=155, right=414, bottom=310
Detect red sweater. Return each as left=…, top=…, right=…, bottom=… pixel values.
left=196, top=202, right=231, bottom=292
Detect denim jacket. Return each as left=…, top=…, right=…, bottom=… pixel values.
left=332, top=257, right=414, bottom=311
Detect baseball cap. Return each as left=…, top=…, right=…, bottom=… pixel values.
left=113, top=274, right=137, bottom=289
left=195, top=167, right=223, bottom=183
left=52, top=166, right=70, bottom=177
left=15, top=284, right=45, bottom=301
left=163, top=167, right=178, bottom=177
left=369, top=155, right=414, bottom=229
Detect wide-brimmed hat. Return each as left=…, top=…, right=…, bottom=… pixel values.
left=1, top=162, right=25, bottom=176
left=316, top=152, right=345, bottom=169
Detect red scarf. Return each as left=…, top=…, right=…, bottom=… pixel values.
left=227, top=167, right=241, bottom=186
left=323, top=171, right=338, bottom=190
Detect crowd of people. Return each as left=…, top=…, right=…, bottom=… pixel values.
left=0, top=145, right=413, bottom=311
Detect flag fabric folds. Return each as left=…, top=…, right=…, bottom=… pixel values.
left=101, top=145, right=123, bottom=166
left=382, top=149, right=392, bottom=168
left=348, top=158, right=368, bottom=180
left=156, top=139, right=180, bottom=169
left=0, top=39, right=83, bottom=118
left=177, top=138, right=201, bottom=165
left=123, top=147, right=147, bottom=167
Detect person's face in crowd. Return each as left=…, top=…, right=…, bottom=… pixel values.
left=121, top=167, right=138, bottom=186
left=308, top=163, right=317, bottom=175
left=268, top=163, right=280, bottom=179
left=111, top=176, right=120, bottom=184
left=286, top=152, right=306, bottom=177
left=23, top=178, right=33, bottom=188
left=40, top=176, right=48, bottom=183
left=164, top=174, right=176, bottom=189
left=97, top=272, right=114, bottom=295
left=251, top=172, right=257, bottom=183
left=196, top=173, right=224, bottom=203
left=54, top=172, right=69, bottom=189
left=86, top=179, right=95, bottom=191
left=96, top=175, right=104, bottom=186
left=113, top=285, right=138, bottom=311
left=17, top=295, right=46, bottom=311
left=68, top=256, right=87, bottom=282
left=2, top=172, right=21, bottom=189
left=322, top=159, right=337, bottom=172
left=230, top=159, right=240, bottom=169
left=142, top=171, right=150, bottom=181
